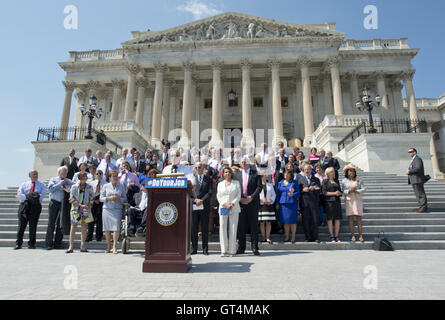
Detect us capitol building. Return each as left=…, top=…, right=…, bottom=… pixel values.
left=33, top=12, right=445, bottom=180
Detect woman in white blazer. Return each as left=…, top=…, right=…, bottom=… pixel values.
left=217, top=166, right=241, bottom=257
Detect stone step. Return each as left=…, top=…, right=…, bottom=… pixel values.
left=2, top=239, right=445, bottom=251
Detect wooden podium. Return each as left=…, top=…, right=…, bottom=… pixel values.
left=143, top=176, right=192, bottom=273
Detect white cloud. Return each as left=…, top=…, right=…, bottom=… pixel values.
left=14, top=148, right=34, bottom=153
left=177, top=0, right=222, bottom=20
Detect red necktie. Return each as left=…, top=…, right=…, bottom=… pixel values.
left=30, top=182, right=36, bottom=193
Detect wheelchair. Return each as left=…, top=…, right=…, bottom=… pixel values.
left=120, top=204, right=146, bottom=254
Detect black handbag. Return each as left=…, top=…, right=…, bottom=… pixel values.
left=372, top=232, right=394, bottom=251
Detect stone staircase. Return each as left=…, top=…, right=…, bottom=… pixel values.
left=1, top=171, right=445, bottom=251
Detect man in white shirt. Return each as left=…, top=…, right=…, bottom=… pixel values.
left=163, top=149, right=196, bottom=186
left=116, top=148, right=129, bottom=169
left=256, top=143, right=269, bottom=168
left=78, top=149, right=95, bottom=171
left=274, top=141, right=289, bottom=157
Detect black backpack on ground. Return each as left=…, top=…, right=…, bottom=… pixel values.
left=372, top=232, right=394, bottom=251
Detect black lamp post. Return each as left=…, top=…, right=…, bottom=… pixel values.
left=355, top=87, right=382, bottom=134
left=80, top=96, right=103, bottom=139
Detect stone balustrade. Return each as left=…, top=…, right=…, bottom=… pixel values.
left=340, top=38, right=410, bottom=50
left=68, top=49, right=125, bottom=62
left=94, top=120, right=150, bottom=144
left=403, top=95, right=445, bottom=109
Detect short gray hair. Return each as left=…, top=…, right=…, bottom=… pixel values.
left=58, top=166, right=68, bottom=175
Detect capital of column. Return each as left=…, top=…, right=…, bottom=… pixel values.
left=326, top=56, right=341, bottom=68
left=86, top=80, right=101, bottom=92
left=240, top=58, right=252, bottom=71
left=111, top=79, right=126, bottom=90
left=267, top=58, right=280, bottom=69
left=343, top=72, right=357, bottom=81
left=296, top=56, right=312, bottom=68
left=136, top=77, right=149, bottom=89
left=181, top=61, right=195, bottom=72
left=401, top=69, right=415, bottom=81
left=154, top=62, right=168, bottom=74
left=211, top=58, right=224, bottom=71
left=192, top=74, right=200, bottom=86
left=62, top=81, right=77, bottom=92
left=126, top=63, right=141, bottom=75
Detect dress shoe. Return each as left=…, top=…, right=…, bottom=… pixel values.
left=45, top=246, right=54, bottom=251
left=80, top=248, right=88, bottom=253
left=14, top=245, right=22, bottom=250
left=28, top=245, right=36, bottom=249
left=127, top=229, right=135, bottom=237
left=236, top=249, right=245, bottom=255
left=53, top=244, right=64, bottom=250
left=315, top=240, right=321, bottom=244
left=253, top=250, right=261, bottom=256
left=416, top=208, right=428, bottom=213
left=191, top=251, right=198, bottom=255
left=203, top=251, right=209, bottom=255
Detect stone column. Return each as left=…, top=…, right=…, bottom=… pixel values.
left=210, top=59, right=223, bottom=147
left=73, top=89, right=86, bottom=127
left=161, top=80, right=173, bottom=142
left=321, top=72, right=333, bottom=116
left=327, top=56, right=344, bottom=116
left=60, top=81, right=76, bottom=138
left=241, top=58, right=254, bottom=146
left=151, top=63, right=166, bottom=146
left=390, top=80, right=404, bottom=119
left=348, top=72, right=360, bottom=112
left=124, top=64, right=141, bottom=121
left=135, top=78, right=148, bottom=128
left=181, top=62, right=194, bottom=146
left=268, top=58, right=284, bottom=145
left=402, top=70, right=418, bottom=120
left=294, top=75, right=303, bottom=140
left=298, top=57, right=314, bottom=146
left=110, top=79, right=125, bottom=121
left=144, top=87, right=154, bottom=132
left=376, top=73, right=389, bottom=109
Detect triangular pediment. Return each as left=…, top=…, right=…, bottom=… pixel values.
left=123, top=12, right=345, bottom=46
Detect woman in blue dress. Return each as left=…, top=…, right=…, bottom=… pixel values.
left=276, top=170, right=300, bottom=243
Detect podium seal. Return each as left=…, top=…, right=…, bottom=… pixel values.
left=155, top=202, right=178, bottom=227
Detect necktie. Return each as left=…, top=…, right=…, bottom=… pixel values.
left=30, top=182, right=36, bottom=193
left=243, top=171, right=248, bottom=196
left=199, top=175, right=203, bottom=184
left=96, top=182, right=101, bottom=194
left=172, top=165, right=178, bottom=173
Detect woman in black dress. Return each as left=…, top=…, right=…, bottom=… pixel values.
left=322, top=167, right=343, bottom=242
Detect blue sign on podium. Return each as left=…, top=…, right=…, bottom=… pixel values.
left=146, top=177, right=188, bottom=189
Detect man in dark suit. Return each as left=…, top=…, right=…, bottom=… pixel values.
left=60, top=149, right=79, bottom=236
left=60, top=149, right=79, bottom=180
left=406, top=148, right=428, bottom=213
left=235, top=156, right=263, bottom=255
left=191, top=162, right=213, bottom=255
left=298, top=163, right=321, bottom=243
left=161, top=145, right=170, bottom=169
left=325, top=151, right=340, bottom=182
left=274, top=149, right=288, bottom=187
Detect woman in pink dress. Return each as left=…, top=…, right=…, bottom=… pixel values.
left=341, top=165, right=366, bottom=243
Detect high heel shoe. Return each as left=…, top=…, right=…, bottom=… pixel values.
left=330, top=236, right=336, bottom=243
left=266, top=239, right=273, bottom=244
left=351, top=234, right=356, bottom=243
left=65, top=249, right=73, bottom=254
left=359, top=235, right=364, bottom=243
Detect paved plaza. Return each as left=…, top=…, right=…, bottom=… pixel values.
left=0, top=248, right=444, bottom=300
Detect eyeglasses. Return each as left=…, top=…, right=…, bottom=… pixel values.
left=97, top=173, right=103, bottom=175
left=408, top=151, right=414, bottom=154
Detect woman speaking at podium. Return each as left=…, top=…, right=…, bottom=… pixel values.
left=216, top=167, right=241, bottom=257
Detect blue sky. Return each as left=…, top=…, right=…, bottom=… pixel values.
left=0, top=0, right=444, bottom=188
